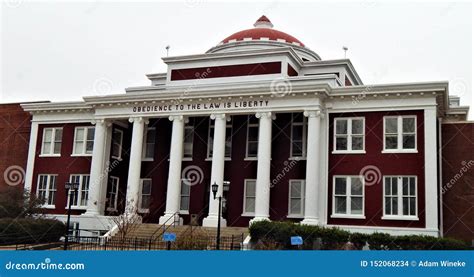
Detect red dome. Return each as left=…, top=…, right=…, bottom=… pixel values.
left=221, top=16, right=305, bottom=47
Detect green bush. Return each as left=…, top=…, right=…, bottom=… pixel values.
left=0, top=218, right=65, bottom=245
left=249, top=221, right=469, bottom=250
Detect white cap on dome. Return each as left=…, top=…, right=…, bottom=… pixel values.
left=253, top=15, right=274, bottom=29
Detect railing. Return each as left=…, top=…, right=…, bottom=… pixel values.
left=65, top=234, right=244, bottom=251
left=149, top=211, right=180, bottom=241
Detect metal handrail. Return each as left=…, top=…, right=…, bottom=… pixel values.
left=149, top=211, right=180, bottom=241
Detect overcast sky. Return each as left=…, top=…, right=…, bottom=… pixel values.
left=1, top=1, right=472, bottom=118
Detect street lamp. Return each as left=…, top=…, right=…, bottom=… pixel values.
left=64, top=182, right=79, bottom=251
left=211, top=181, right=230, bottom=250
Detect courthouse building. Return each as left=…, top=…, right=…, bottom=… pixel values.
left=19, top=16, right=471, bottom=237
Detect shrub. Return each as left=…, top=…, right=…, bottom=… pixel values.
left=248, top=221, right=470, bottom=250
left=0, top=218, right=65, bottom=245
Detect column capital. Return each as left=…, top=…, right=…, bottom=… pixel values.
left=210, top=113, right=230, bottom=121
left=91, top=119, right=108, bottom=126
left=168, top=115, right=189, bottom=123
left=255, top=112, right=276, bottom=120
left=128, top=117, right=149, bottom=125
left=304, top=110, right=323, bottom=118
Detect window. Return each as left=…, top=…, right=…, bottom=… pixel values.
left=333, top=118, right=365, bottom=152
left=332, top=176, right=364, bottom=217
left=107, top=176, right=119, bottom=211
left=288, top=180, right=305, bottom=217
left=73, top=127, right=95, bottom=155
left=142, top=127, right=156, bottom=161
left=183, top=123, right=194, bottom=159
left=290, top=113, right=307, bottom=158
left=243, top=179, right=256, bottom=215
left=383, top=116, right=417, bottom=151
left=36, top=175, right=57, bottom=206
left=68, top=175, right=90, bottom=208
left=207, top=118, right=233, bottom=159
left=111, top=129, right=123, bottom=160
left=180, top=181, right=191, bottom=212
left=139, top=179, right=152, bottom=212
left=41, top=127, right=62, bottom=156
left=383, top=176, right=417, bottom=219
left=246, top=116, right=259, bottom=158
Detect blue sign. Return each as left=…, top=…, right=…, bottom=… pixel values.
left=162, top=232, right=176, bottom=242
left=290, top=236, right=303, bottom=245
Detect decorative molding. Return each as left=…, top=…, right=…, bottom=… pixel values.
left=210, top=113, right=228, bottom=121
left=128, top=117, right=148, bottom=124
left=255, top=111, right=276, bottom=120
left=304, top=110, right=322, bottom=118
left=168, top=115, right=184, bottom=122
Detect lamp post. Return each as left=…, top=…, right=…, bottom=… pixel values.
left=64, top=182, right=79, bottom=251
left=211, top=181, right=230, bottom=250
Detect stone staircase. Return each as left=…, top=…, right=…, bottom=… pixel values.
left=111, top=223, right=249, bottom=250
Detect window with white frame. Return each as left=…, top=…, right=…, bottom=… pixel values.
left=73, top=127, right=95, bottom=155
left=333, top=176, right=364, bottom=217
left=107, top=176, right=119, bottom=211
left=207, top=118, right=233, bottom=159
left=243, top=179, right=256, bottom=215
left=246, top=116, right=259, bottom=158
left=180, top=181, right=191, bottom=212
left=183, top=122, right=194, bottom=159
left=142, top=127, right=156, bottom=160
left=111, top=129, right=123, bottom=160
left=334, top=117, right=365, bottom=152
left=41, top=127, right=63, bottom=156
left=37, top=175, right=57, bottom=206
left=68, top=175, right=90, bottom=208
left=288, top=180, right=305, bottom=217
left=383, top=176, right=417, bottom=218
left=139, top=179, right=152, bottom=212
left=384, top=116, right=416, bottom=151
left=290, top=113, right=307, bottom=158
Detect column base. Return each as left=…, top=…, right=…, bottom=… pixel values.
left=159, top=213, right=183, bottom=225
left=301, top=217, right=320, bottom=225
left=202, top=215, right=227, bottom=228
left=249, top=216, right=270, bottom=226
left=83, top=210, right=101, bottom=216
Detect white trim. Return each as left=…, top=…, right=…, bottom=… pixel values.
left=36, top=174, right=58, bottom=207
left=243, top=179, right=256, bottom=215
left=24, top=122, right=39, bottom=192
left=331, top=175, right=365, bottom=218
left=72, top=126, right=95, bottom=156
left=40, top=127, right=63, bottom=156
left=245, top=115, right=259, bottom=158
left=325, top=224, right=439, bottom=237
left=289, top=113, right=307, bottom=158
left=382, top=176, right=418, bottom=219
left=67, top=174, right=90, bottom=209
left=287, top=179, right=305, bottom=218
left=138, top=178, right=152, bottom=213
left=179, top=180, right=191, bottom=212
left=142, top=126, right=156, bottom=161
left=382, top=115, right=417, bottom=152
left=106, top=176, right=119, bottom=212
left=332, top=117, right=365, bottom=153
left=111, top=128, right=123, bottom=160
left=183, top=123, right=194, bottom=159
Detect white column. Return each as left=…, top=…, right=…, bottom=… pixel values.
left=202, top=114, right=228, bottom=227
left=24, top=121, right=39, bottom=193
left=250, top=112, right=274, bottom=224
left=86, top=119, right=109, bottom=215
left=125, top=117, right=147, bottom=212
left=301, top=110, right=322, bottom=225
left=424, top=107, right=439, bottom=235
left=159, top=115, right=185, bottom=225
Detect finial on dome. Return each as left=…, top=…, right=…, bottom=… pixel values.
left=254, top=15, right=273, bottom=28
